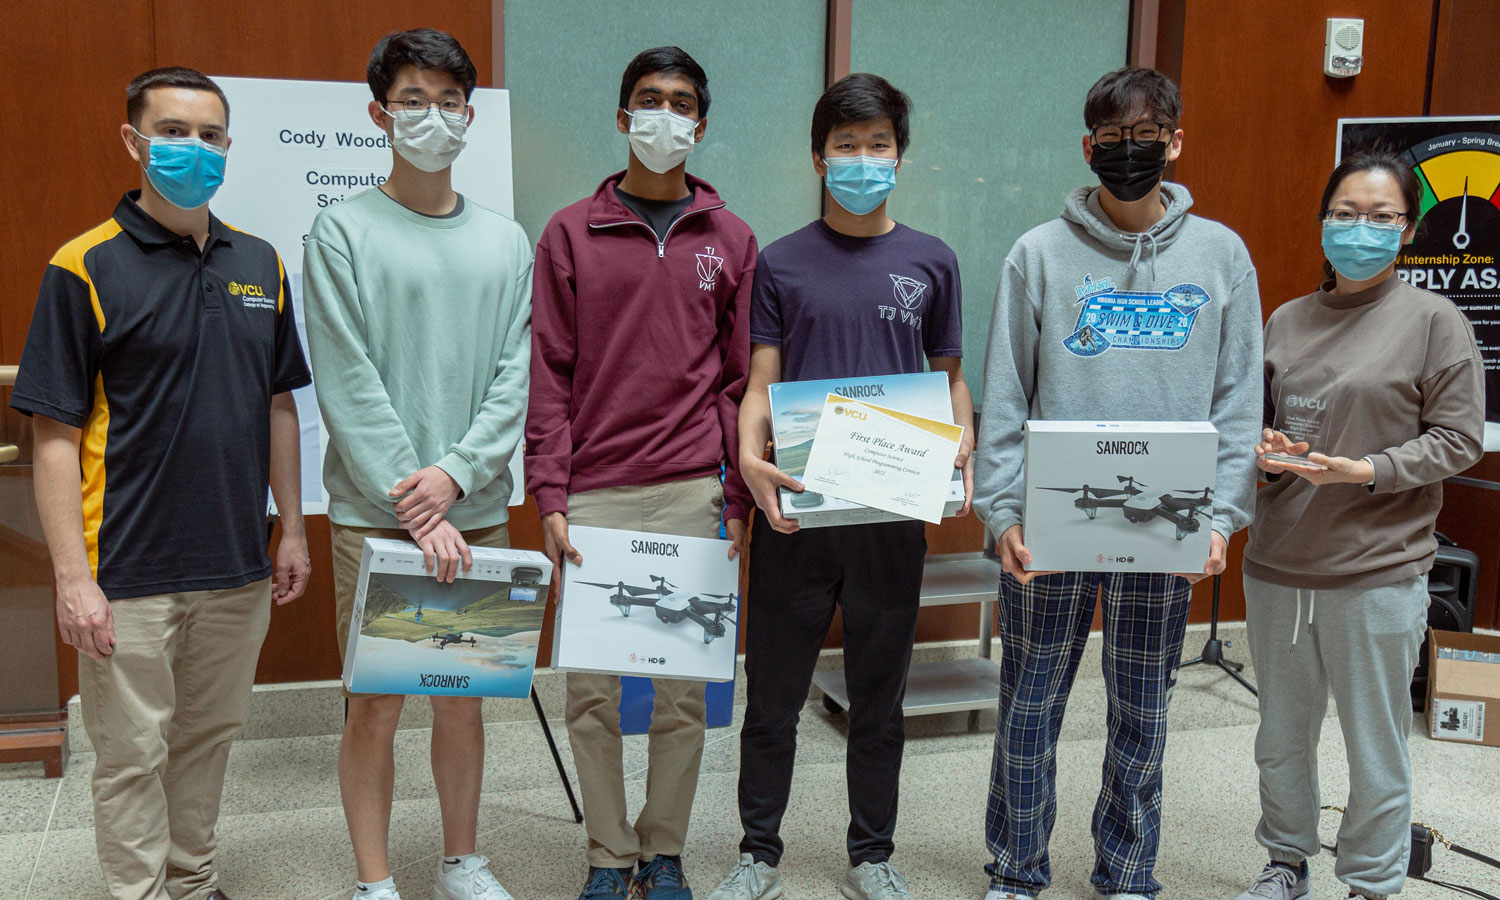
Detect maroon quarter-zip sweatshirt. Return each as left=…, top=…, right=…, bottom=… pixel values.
left=525, top=172, right=755, bottom=522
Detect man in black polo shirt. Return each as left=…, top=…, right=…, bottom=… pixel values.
left=10, top=67, right=310, bottom=900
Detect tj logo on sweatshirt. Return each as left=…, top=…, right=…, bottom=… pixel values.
left=696, top=246, right=724, bottom=291
left=1064, top=277, right=1212, bottom=357
left=877, top=273, right=929, bottom=329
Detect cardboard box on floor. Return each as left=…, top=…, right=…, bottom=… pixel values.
left=1427, top=628, right=1500, bottom=747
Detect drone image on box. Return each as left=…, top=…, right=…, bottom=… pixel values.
left=428, top=631, right=478, bottom=650
left=1041, top=475, right=1214, bottom=541
left=575, top=575, right=738, bottom=644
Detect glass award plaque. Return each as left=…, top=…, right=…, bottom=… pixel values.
left=1265, top=368, right=1333, bottom=470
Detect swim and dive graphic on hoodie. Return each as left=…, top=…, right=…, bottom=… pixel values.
left=1063, top=275, right=1212, bottom=357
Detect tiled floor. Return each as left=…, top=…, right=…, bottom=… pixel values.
left=3, top=626, right=1497, bottom=900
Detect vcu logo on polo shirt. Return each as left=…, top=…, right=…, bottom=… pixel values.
left=228, top=280, right=275, bottom=310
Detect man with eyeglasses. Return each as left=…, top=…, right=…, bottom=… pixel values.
left=303, top=28, right=532, bottom=900
left=972, top=66, right=1262, bottom=900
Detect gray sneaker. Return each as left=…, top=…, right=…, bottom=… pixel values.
left=841, top=861, right=913, bottom=900
left=705, top=854, right=783, bottom=900
left=1234, top=863, right=1310, bottom=900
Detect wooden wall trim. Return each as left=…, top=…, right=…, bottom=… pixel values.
left=826, top=0, right=852, bottom=86
left=1129, top=0, right=1160, bottom=68
left=1153, top=0, right=1185, bottom=85
left=491, top=0, right=505, bottom=88
left=1428, top=0, right=1500, bottom=116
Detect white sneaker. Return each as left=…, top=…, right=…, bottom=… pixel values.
left=706, top=853, right=784, bottom=900
left=353, top=882, right=401, bottom=900
left=984, top=890, right=1034, bottom=900
left=841, top=861, right=913, bottom=900
left=435, top=855, right=515, bottom=900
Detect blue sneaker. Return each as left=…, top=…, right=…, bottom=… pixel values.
left=581, top=866, right=633, bottom=900
left=633, top=855, right=692, bottom=900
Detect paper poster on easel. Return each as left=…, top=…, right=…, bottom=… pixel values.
left=210, top=76, right=524, bottom=513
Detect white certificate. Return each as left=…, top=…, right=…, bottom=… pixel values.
left=801, top=394, right=964, bottom=524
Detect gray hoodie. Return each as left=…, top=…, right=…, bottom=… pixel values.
left=974, top=183, right=1263, bottom=540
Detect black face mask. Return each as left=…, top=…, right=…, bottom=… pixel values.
left=1089, top=139, right=1168, bottom=202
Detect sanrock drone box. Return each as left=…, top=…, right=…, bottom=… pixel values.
left=554, top=526, right=740, bottom=682
left=1023, top=421, right=1218, bottom=573
left=342, top=538, right=553, bottom=697
left=769, top=372, right=964, bottom=528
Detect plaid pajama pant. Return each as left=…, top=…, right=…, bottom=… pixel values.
left=984, top=571, right=1192, bottom=898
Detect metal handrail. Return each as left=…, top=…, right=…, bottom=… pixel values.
left=1, top=365, right=19, bottom=460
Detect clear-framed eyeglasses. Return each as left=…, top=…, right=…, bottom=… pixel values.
left=1323, top=209, right=1408, bottom=230
left=384, top=96, right=469, bottom=122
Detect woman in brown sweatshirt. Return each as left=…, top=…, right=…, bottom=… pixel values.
left=1232, top=153, right=1484, bottom=900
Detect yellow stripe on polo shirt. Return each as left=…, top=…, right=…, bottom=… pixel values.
left=80, top=371, right=110, bottom=575
left=48, top=218, right=122, bottom=574
left=49, top=219, right=122, bottom=331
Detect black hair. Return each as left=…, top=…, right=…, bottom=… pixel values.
left=367, top=28, right=478, bottom=103
left=811, top=73, right=912, bottom=157
left=1083, top=66, right=1181, bottom=129
left=1319, top=150, right=1423, bottom=278
left=127, top=67, right=229, bottom=128
left=618, top=46, right=711, bottom=118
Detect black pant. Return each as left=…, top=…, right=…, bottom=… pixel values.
left=737, top=518, right=926, bottom=866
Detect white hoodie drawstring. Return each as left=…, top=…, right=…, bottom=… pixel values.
left=1125, top=230, right=1160, bottom=281
left=1291, top=589, right=1317, bottom=646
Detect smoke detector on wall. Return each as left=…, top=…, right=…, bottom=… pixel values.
left=1325, top=18, right=1364, bottom=77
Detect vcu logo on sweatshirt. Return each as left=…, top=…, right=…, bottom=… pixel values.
left=1064, top=278, right=1211, bottom=357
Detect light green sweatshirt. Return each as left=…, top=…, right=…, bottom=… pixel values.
left=303, top=188, right=532, bottom=529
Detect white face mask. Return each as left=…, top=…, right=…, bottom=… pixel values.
left=625, top=108, right=697, bottom=174
left=391, top=106, right=468, bottom=172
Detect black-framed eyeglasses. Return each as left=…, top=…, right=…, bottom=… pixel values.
left=1323, top=209, right=1408, bottom=228
left=383, top=96, right=468, bottom=121
left=1089, top=122, right=1173, bottom=150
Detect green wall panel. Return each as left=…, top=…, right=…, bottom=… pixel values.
left=851, top=0, right=1130, bottom=400
left=505, top=0, right=825, bottom=249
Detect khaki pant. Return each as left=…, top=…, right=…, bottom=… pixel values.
left=564, top=474, right=724, bottom=867
left=331, top=521, right=511, bottom=696
left=78, top=577, right=273, bottom=900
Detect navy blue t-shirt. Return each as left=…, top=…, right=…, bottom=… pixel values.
left=750, top=220, right=962, bottom=382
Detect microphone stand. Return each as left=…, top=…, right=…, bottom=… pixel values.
left=1178, top=574, right=1257, bottom=696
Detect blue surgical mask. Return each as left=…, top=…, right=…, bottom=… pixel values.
left=1321, top=220, right=1403, bottom=281
left=133, top=127, right=227, bottom=210
left=824, top=155, right=897, bottom=215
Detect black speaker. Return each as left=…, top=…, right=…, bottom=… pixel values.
left=1411, top=534, right=1479, bottom=711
